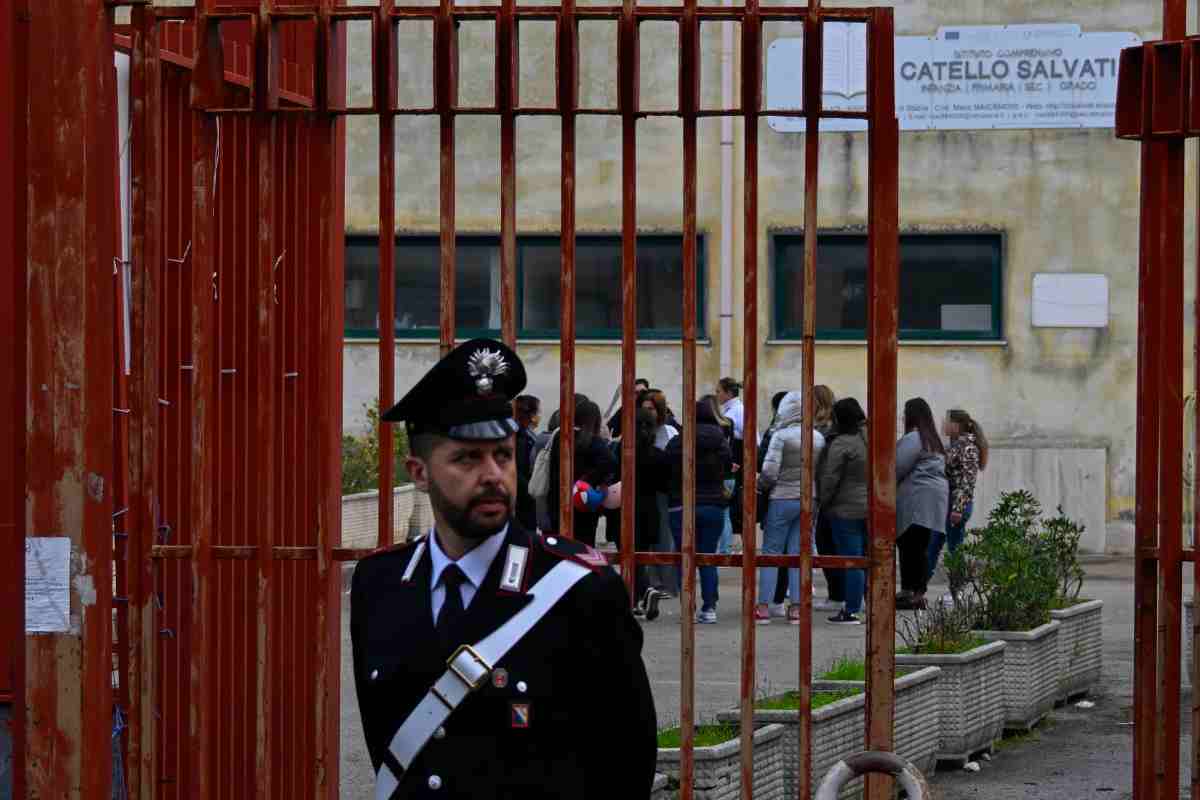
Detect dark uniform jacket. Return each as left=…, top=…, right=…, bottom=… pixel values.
left=350, top=522, right=658, bottom=799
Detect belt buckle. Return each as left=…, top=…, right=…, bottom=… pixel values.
left=447, top=644, right=492, bottom=690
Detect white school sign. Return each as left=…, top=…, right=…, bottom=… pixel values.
left=767, top=23, right=1141, bottom=132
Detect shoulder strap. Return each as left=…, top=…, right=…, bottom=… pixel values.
left=375, top=559, right=591, bottom=799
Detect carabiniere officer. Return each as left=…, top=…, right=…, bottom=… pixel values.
left=351, top=339, right=658, bottom=799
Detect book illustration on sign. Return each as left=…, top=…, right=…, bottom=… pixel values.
left=821, top=21, right=868, bottom=107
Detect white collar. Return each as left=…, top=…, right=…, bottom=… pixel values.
left=428, top=524, right=509, bottom=590
left=721, top=397, right=741, bottom=411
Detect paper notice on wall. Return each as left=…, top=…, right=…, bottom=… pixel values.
left=25, top=537, right=71, bottom=633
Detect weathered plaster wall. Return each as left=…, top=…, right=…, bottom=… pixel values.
left=340, top=0, right=1199, bottom=552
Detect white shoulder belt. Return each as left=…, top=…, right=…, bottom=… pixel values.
left=375, top=558, right=592, bottom=799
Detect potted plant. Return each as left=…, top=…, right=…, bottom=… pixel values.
left=716, top=661, right=939, bottom=800
left=948, top=490, right=1062, bottom=732
left=1043, top=507, right=1104, bottom=702
left=895, top=594, right=1007, bottom=764
left=654, top=722, right=786, bottom=800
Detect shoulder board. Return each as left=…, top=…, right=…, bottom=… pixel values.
left=537, top=534, right=612, bottom=572
left=358, top=533, right=427, bottom=566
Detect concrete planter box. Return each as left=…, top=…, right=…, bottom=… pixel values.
left=1050, top=599, right=1104, bottom=701
left=717, top=667, right=940, bottom=800
left=895, top=641, right=1006, bottom=764
left=976, top=620, right=1061, bottom=732
left=651, top=773, right=671, bottom=800
left=1186, top=599, right=1194, bottom=687
left=655, top=723, right=785, bottom=800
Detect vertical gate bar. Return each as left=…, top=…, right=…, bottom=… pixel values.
left=128, top=7, right=164, bottom=799
left=376, top=0, right=396, bottom=548
left=556, top=0, right=578, bottom=538
left=680, top=0, right=700, bottom=794
left=499, top=0, right=518, bottom=347
left=1132, top=103, right=1164, bottom=800
left=796, top=5, right=821, bottom=798
left=253, top=3, right=277, bottom=797
left=438, top=0, right=458, bottom=357
left=863, top=10, right=899, bottom=800
left=738, top=0, right=761, bottom=793
left=189, top=11, right=219, bottom=791
left=25, top=2, right=118, bottom=795
left=618, top=0, right=639, bottom=599
left=317, top=3, right=347, bottom=796
left=1, top=2, right=27, bottom=797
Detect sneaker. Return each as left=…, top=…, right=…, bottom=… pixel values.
left=787, top=606, right=803, bottom=625
left=697, top=609, right=718, bottom=624
left=754, top=605, right=771, bottom=625
left=644, top=589, right=663, bottom=622
left=768, top=602, right=788, bottom=618
left=632, top=604, right=645, bottom=618
left=828, top=611, right=862, bottom=625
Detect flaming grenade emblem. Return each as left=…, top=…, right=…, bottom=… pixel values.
left=467, top=348, right=510, bottom=395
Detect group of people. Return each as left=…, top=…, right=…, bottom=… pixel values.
left=510, top=378, right=988, bottom=626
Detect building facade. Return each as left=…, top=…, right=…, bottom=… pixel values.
left=341, top=0, right=1197, bottom=553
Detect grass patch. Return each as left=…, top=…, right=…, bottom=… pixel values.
left=897, top=636, right=988, bottom=656
left=754, top=689, right=860, bottom=711
left=819, top=655, right=866, bottom=681
left=657, top=724, right=739, bottom=749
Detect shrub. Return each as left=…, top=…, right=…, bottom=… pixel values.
left=1043, top=506, right=1086, bottom=605
left=342, top=400, right=411, bottom=495
left=946, top=490, right=1060, bottom=632
left=898, top=592, right=984, bottom=655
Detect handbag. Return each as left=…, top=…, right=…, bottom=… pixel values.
left=528, top=429, right=557, bottom=499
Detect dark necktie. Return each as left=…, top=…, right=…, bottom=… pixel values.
left=437, top=564, right=467, bottom=650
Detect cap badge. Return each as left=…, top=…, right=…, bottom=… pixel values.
left=467, top=348, right=509, bottom=395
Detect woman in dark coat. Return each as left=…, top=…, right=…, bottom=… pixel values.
left=618, top=408, right=671, bottom=620
left=546, top=395, right=619, bottom=547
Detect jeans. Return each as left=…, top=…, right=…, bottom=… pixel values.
left=717, top=509, right=734, bottom=554
left=815, top=511, right=844, bottom=602
left=828, top=516, right=867, bottom=615
left=758, top=499, right=803, bottom=605
left=669, top=505, right=726, bottom=611
left=927, top=502, right=973, bottom=583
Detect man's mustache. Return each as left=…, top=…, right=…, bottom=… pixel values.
left=468, top=490, right=511, bottom=508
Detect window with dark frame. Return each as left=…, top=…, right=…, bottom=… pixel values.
left=773, top=232, right=1003, bottom=341
left=344, top=234, right=705, bottom=340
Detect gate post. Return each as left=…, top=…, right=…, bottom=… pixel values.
left=22, top=1, right=119, bottom=797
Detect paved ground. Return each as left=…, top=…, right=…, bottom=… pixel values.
left=338, top=555, right=1182, bottom=799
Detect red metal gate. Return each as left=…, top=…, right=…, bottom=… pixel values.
left=12, top=1, right=900, bottom=798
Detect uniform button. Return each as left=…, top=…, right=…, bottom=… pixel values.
left=517, top=681, right=528, bottom=693
left=433, top=726, right=446, bottom=740
left=370, top=669, right=379, bottom=681
left=546, top=537, right=558, bottom=545
left=428, top=775, right=443, bottom=791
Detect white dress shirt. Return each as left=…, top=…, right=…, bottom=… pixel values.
left=428, top=525, right=508, bottom=625
left=722, top=397, right=745, bottom=440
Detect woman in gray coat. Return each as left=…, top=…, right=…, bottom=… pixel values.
left=895, top=397, right=949, bottom=610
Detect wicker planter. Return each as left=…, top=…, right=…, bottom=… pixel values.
left=895, top=640, right=1006, bottom=764
left=655, top=723, right=785, bottom=800
left=1050, top=599, right=1104, bottom=701
left=717, top=667, right=940, bottom=800
left=651, top=773, right=671, bottom=800
left=1188, top=599, right=1194, bottom=687
left=976, top=620, right=1061, bottom=732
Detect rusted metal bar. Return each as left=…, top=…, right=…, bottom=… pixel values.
left=438, top=0, right=457, bottom=356
left=24, top=2, right=118, bottom=796
left=681, top=0, right=700, bottom=794
left=499, top=0, right=517, bottom=347
left=864, top=10, right=899, bottom=800
left=797, top=5, right=820, bottom=797
left=738, top=1, right=761, bottom=795
left=0, top=2, right=28, bottom=797
left=377, top=0, right=396, bottom=548
left=189, top=7, right=220, bottom=789
left=556, top=0, right=578, bottom=538
left=617, top=0, right=639, bottom=600
left=253, top=4, right=278, bottom=796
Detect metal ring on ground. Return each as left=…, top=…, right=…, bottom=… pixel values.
left=814, top=751, right=930, bottom=800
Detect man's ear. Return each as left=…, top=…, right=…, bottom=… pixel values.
left=406, top=456, right=430, bottom=493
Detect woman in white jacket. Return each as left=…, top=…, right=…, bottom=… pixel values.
left=755, top=391, right=825, bottom=625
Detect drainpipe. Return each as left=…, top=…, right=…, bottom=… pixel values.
left=719, top=7, right=735, bottom=378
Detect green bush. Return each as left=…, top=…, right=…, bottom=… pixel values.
left=897, top=590, right=985, bottom=655
left=342, top=400, right=411, bottom=495
left=946, top=490, right=1061, bottom=632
